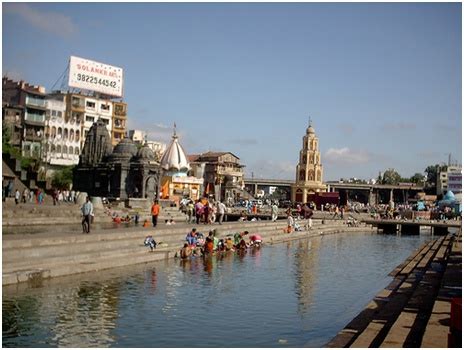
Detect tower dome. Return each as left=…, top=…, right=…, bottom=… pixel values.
left=136, top=143, right=155, bottom=162
left=108, top=137, right=137, bottom=162
left=160, top=132, right=190, bottom=173
left=306, top=117, right=315, bottom=134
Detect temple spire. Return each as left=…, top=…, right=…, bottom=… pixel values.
left=308, top=115, right=312, bottom=127
left=173, top=122, right=177, bottom=138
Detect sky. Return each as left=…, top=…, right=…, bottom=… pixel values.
left=2, top=2, right=462, bottom=181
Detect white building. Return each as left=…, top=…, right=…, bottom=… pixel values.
left=44, top=96, right=81, bottom=167
left=128, top=129, right=145, bottom=143
left=128, top=129, right=167, bottom=159
left=82, top=97, right=113, bottom=145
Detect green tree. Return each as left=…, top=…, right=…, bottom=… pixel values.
left=381, top=168, right=401, bottom=185
left=424, top=164, right=445, bottom=188
left=51, top=166, right=75, bottom=189
left=410, top=172, right=425, bottom=185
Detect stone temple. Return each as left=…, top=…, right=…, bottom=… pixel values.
left=73, top=119, right=161, bottom=200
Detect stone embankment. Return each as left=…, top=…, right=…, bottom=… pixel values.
left=326, top=231, right=462, bottom=348
left=2, top=218, right=366, bottom=286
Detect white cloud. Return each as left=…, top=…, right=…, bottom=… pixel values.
left=324, top=147, right=370, bottom=164
left=4, top=3, right=77, bottom=38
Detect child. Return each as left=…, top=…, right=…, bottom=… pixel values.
left=144, top=235, right=157, bottom=251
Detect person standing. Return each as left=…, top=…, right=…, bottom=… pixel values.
left=217, top=200, right=226, bottom=225
left=81, top=196, right=94, bottom=233
left=287, top=213, right=294, bottom=233
left=151, top=199, right=160, bottom=227
left=271, top=203, right=278, bottom=222
left=22, top=188, right=29, bottom=203
left=14, top=189, right=20, bottom=205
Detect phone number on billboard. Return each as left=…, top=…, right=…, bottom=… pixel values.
left=76, top=73, right=117, bottom=89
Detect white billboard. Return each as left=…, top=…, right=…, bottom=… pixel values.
left=68, top=56, right=123, bottom=97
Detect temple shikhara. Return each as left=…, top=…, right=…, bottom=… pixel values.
left=291, top=118, right=326, bottom=203
left=159, top=129, right=203, bottom=202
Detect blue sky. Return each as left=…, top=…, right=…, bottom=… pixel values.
left=2, top=2, right=462, bottom=181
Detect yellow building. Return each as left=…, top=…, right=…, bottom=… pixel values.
left=291, top=119, right=326, bottom=203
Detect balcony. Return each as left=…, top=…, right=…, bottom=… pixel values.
left=24, top=112, right=45, bottom=124
left=113, top=104, right=127, bottom=116
left=113, top=119, right=126, bottom=130
left=24, top=131, right=44, bottom=142
left=25, top=96, right=46, bottom=109
left=71, top=98, right=85, bottom=110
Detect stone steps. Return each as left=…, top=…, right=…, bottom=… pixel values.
left=326, top=233, right=458, bottom=348
left=2, top=220, right=356, bottom=285
left=2, top=222, right=291, bottom=266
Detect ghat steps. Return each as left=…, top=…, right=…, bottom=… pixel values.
left=326, top=232, right=461, bottom=348
left=2, top=219, right=362, bottom=285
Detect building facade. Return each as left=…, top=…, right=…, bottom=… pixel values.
left=189, top=151, right=246, bottom=202
left=112, top=101, right=127, bottom=146
left=2, top=77, right=47, bottom=158
left=437, top=165, right=462, bottom=195
left=44, top=95, right=81, bottom=167
left=291, top=119, right=326, bottom=203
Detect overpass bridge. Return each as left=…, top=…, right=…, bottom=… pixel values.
left=243, top=178, right=293, bottom=200
left=326, top=182, right=424, bottom=205
left=243, top=178, right=425, bottom=205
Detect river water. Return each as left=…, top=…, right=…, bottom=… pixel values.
left=2, top=231, right=430, bottom=348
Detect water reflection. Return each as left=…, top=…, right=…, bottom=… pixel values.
left=3, top=232, right=430, bottom=347
left=293, top=237, right=321, bottom=315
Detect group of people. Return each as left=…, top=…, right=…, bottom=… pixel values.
left=178, top=228, right=262, bottom=259
left=285, top=204, right=314, bottom=233
left=181, top=198, right=227, bottom=225
left=52, top=189, right=79, bottom=205
left=11, top=188, right=45, bottom=205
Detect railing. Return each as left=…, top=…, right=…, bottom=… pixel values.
left=26, top=96, right=46, bottom=108
left=25, top=112, right=45, bottom=123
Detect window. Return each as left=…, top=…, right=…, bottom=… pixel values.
left=114, top=104, right=126, bottom=115
left=299, top=170, right=306, bottom=181
left=64, top=128, right=68, bottom=140
left=101, top=118, right=109, bottom=125
left=57, top=111, right=62, bottom=118
left=86, top=116, right=95, bottom=123
left=76, top=130, right=80, bottom=141
left=72, top=97, right=82, bottom=106
left=51, top=110, right=57, bottom=117
left=86, top=101, right=96, bottom=109
left=57, top=145, right=61, bottom=155
left=58, top=127, right=62, bottom=137
left=63, top=146, right=68, bottom=155
left=70, top=130, right=74, bottom=141
left=101, top=104, right=110, bottom=111
left=75, top=147, right=79, bottom=155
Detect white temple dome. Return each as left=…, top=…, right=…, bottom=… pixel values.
left=160, top=133, right=190, bottom=173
